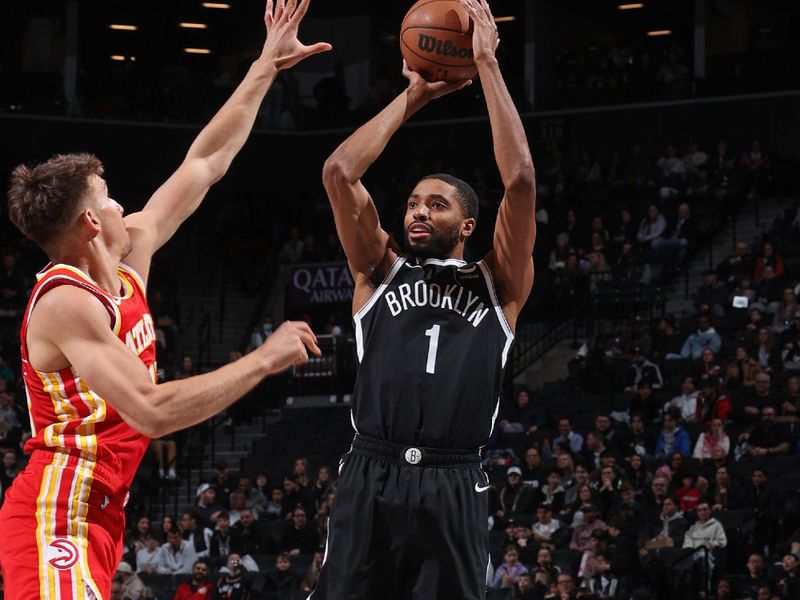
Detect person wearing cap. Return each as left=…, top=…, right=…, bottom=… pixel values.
left=195, top=482, right=222, bottom=529
left=116, top=560, right=145, bottom=600
left=624, top=347, right=663, bottom=392
left=496, top=466, right=536, bottom=527
left=569, top=505, right=607, bottom=552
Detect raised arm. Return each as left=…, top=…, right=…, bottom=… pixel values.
left=124, top=0, right=330, bottom=281
left=464, top=0, right=536, bottom=331
left=30, top=286, right=320, bottom=438
left=322, top=64, right=470, bottom=309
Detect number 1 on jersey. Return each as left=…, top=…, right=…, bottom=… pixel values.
left=425, top=324, right=440, bottom=374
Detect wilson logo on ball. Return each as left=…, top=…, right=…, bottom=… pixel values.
left=46, top=538, right=80, bottom=570
left=417, top=34, right=474, bottom=59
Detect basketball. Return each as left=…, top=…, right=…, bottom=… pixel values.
left=400, top=0, right=477, bottom=83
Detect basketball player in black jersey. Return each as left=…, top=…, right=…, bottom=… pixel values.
left=314, top=1, right=535, bottom=598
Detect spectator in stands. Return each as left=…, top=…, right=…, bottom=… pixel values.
left=207, top=459, right=238, bottom=510
left=664, top=376, right=699, bottom=423
left=552, top=416, right=584, bottom=454
left=777, top=553, right=800, bottom=599
left=115, top=561, right=144, bottom=600
left=156, top=526, right=196, bottom=575
left=0, top=449, right=19, bottom=506
left=693, top=347, right=723, bottom=387
left=230, top=508, right=264, bottom=557
left=636, top=205, right=667, bottom=247
left=682, top=502, right=726, bottom=579
left=149, top=434, right=177, bottom=480
left=109, top=580, right=123, bottom=600
left=754, top=266, right=784, bottom=315
left=625, top=414, right=656, bottom=462
left=532, top=505, right=562, bottom=547
left=263, top=552, right=299, bottom=598
left=283, top=504, right=319, bottom=556
left=778, top=375, right=800, bottom=422
left=513, top=572, right=539, bottom=600
left=265, top=486, right=285, bottom=521
left=292, top=457, right=312, bottom=491
left=578, top=527, right=611, bottom=582
left=651, top=203, right=694, bottom=264
left=723, top=345, right=761, bottom=390
left=492, top=545, right=529, bottom=589
left=173, top=560, right=213, bottom=599
left=499, top=388, right=545, bottom=434
left=521, top=446, right=548, bottom=490
left=652, top=315, right=682, bottom=364
left=655, top=412, right=691, bottom=459
left=742, top=406, right=791, bottom=456
left=215, top=553, right=251, bottom=599
left=549, top=233, right=574, bottom=272
left=692, top=418, right=730, bottom=459
left=565, top=463, right=591, bottom=508
left=300, top=544, right=326, bottom=593
left=732, top=371, right=777, bottom=426
left=717, top=241, right=754, bottom=287
left=311, top=466, right=335, bottom=509
left=595, top=415, right=628, bottom=455
left=696, top=378, right=731, bottom=423
left=228, top=490, right=252, bottom=524
left=624, top=454, right=653, bottom=497
left=570, top=505, right=607, bottom=552
left=238, top=474, right=268, bottom=516
left=647, top=495, right=687, bottom=546
left=707, top=465, right=740, bottom=512
left=738, top=554, right=771, bottom=599
left=209, top=511, right=232, bottom=565
left=674, top=472, right=702, bottom=513
left=546, top=572, right=578, bottom=600
left=581, top=431, right=610, bottom=472
left=580, top=551, right=619, bottom=599
left=754, top=242, right=784, bottom=280
left=674, top=315, right=722, bottom=360
left=194, top=483, right=222, bottom=529
left=754, top=327, right=781, bottom=372
left=136, top=533, right=161, bottom=574
left=772, top=288, right=798, bottom=332
left=624, top=347, right=664, bottom=392
left=612, top=208, right=638, bottom=250
left=282, top=477, right=311, bottom=518
left=715, top=579, right=734, bottom=600
left=744, top=468, right=779, bottom=549
left=247, top=314, right=274, bottom=352
left=540, top=469, right=567, bottom=514
left=179, top=511, right=212, bottom=558
left=0, top=254, right=24, bottom=319
left=692, top=271, right=727, bottom=317
left=497, top=466, right=537, bottom=526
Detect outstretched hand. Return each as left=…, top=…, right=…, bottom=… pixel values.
left=260, top=0, right=332, bottom=71
left=462, top=0, right=499, bottom=62
left=402, top=59, right=472, bottom=105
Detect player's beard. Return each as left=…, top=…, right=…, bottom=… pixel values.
left=404, top=222, right=461, bottom=260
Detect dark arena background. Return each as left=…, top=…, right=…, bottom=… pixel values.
left=2, top=0, right=800, bottom=598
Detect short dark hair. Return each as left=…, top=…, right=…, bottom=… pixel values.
left=8, top=153, right=103, bottom=249
left=420, top=174, right=479, bottom=221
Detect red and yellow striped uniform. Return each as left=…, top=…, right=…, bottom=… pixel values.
left=0, top=263, right=156, bottom=599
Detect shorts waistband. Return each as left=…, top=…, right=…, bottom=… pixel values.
left=28, top=449, right=128, bottom=502
left=351, top=434, right=481, bottom=467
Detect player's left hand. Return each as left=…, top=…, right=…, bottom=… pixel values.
left=260, top=0, right=332, bottom=71
left=462, top=0, right=500, bottom=63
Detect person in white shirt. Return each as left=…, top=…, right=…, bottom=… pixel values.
left=531, top=505, right=561, bottom=544
left=135, top=533, right=161, bottom=574
left=664, top=376, right=700, bottom=423
left=156, top=528, right=197, bottom=575
left=683, top=502, right=727, bottom=583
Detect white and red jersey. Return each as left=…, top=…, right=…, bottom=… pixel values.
left=20, top=262, right=157, bottom=492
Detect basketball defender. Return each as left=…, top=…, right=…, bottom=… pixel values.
left=315, top=1, right=535, bottom=598
left=0, top=2, right=328, bottom=598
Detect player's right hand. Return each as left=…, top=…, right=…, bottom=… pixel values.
left=260, top=320, right=321, bottom=373
left=403, top=59, right=472, bottom=104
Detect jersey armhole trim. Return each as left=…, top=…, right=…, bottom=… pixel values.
left=353, top=256, right=406, bottom=320
left=476, top=261, right=514, bottom=340
left=119, top=262, right=147, bottom=295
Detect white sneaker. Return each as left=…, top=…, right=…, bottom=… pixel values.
left=158, top=468, right=165, bottom=479
left=167, top=469, right=177, bottom=480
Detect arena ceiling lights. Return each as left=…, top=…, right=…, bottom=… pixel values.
left=201, top=2, right=231, bottom=8
left=109, top=24, right=138, bottom=31
left=618, top=3, right=645, bottom=9
left=179, top=22, right=209, bottom=29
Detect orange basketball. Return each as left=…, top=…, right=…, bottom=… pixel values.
left=400, top=0, right=476, bottom=83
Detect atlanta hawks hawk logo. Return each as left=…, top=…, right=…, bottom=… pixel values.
left=46, top=538, right=79, bottom=570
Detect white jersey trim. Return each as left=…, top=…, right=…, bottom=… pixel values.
left=421, top=257, right=467, bottom=267
left=353, top=257, right=406, bottom=362
left=476, top=261, right=514, bottom=368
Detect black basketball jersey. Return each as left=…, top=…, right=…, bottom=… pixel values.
left=351, top=256, right=514, bottom=449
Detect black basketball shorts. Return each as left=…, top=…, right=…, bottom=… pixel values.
left=310, top=434, right=490, bottom=600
